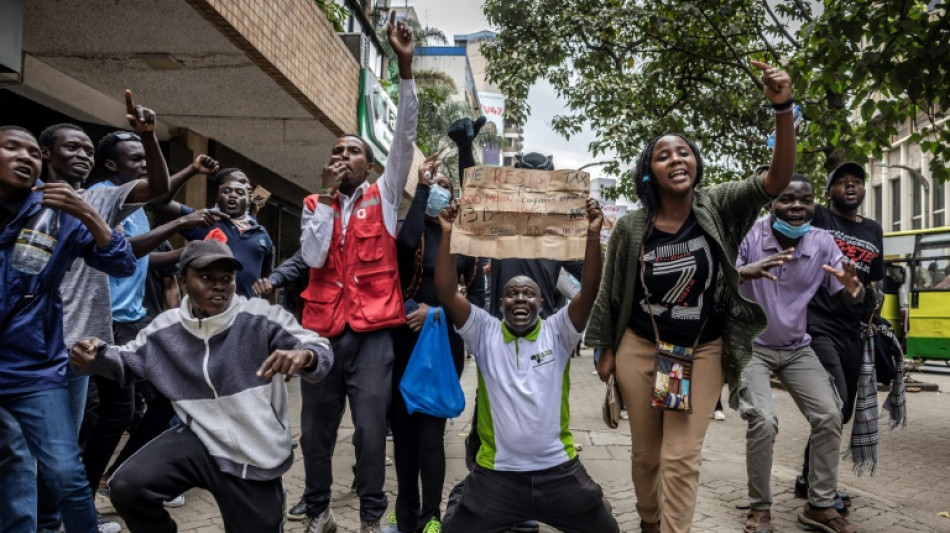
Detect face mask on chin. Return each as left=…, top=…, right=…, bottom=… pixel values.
left=772, top=217, right=812, bottom=239
left=426, top=185, right=452, bottom=218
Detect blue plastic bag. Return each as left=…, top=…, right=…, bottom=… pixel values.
left=400, top=307, right=465, bottom=418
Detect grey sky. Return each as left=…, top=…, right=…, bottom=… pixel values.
left=410, top=0, right=613, bottom=177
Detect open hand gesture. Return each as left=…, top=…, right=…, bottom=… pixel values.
left=124, top=90, right=157, bottom=133
left=739, top=247, right=795, bottom=282
left=438, top=200, right=459, bottom=233
left=387, top=11, right=414, bottom=63
left=586, top=198, right=603, bottom=235
left=750, top=61, right=792, bottom=105
left=822, top=258, right=863, bottom=300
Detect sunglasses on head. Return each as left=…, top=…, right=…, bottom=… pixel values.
left=112, top=131, right=141, bottom=142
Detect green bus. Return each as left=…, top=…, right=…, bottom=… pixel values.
left=881, top=227, right=950, bottom=363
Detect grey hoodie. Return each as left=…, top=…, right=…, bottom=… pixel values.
left=88, top=295, right=332, bottom=481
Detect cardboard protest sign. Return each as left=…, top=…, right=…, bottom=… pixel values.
left=600, top=204, right=628, bottom=245
left=451, top=166, right=590, bottom=260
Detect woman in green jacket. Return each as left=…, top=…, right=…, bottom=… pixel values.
left=586, top=61, right=796, bottom=533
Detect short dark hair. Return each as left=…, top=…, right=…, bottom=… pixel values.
left=633, top=133, right=704, bottom=214
left=38, top=123, right=85, bottom=149
left=212, top=168, right=246, bottom=191
left=96, top=131, right=142, bottom=165
left=339, top=134, right=374, bottom=164
left=0, top=125, right=35, bottom=139
left=789, top=173, right=813, bottom=189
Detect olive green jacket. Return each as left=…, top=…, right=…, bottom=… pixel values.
left=585, top=170, right=773, bottom=409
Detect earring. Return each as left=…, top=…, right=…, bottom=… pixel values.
left=643, top=174, right=651, bottom=182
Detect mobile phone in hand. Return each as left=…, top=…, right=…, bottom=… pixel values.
left=404, top=298, right=419, bottom=316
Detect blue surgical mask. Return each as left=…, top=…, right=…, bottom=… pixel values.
left=772, top=217, right=812, bottom=239
left=426, top=185, right=452, bottom=217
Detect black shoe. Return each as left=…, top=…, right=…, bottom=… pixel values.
left=287, top=498, right=309, bottom=521
left=834, top=493, right=850, bottom=518
left=794, top=475, right=808, bottom=499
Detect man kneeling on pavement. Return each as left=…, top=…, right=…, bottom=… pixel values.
left=433, top=198, right=619, bottom=533
left=71, top=240, right=333, bottom=533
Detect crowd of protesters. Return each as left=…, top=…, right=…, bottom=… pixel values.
left=0, top=12, right=894, bottom=533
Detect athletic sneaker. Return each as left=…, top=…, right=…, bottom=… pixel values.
left=713, top=409, right=726, bottom=420
left=97, top=515, right=122, bottom=533
left=381, top=512, right=398, bottom=533
left=361, top=519, right=381, bottom=533
left=303, top=508, right=337, bottom=533
left=163, top=494, right=186, bottom=508
left=422, top=518, right=443, bottom=533
left=509, top=520, right=540, bottom=532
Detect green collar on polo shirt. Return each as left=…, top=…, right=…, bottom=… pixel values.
left=501, top=318, right=542, bottom=344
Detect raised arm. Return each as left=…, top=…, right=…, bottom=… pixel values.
left=750, top=62, right=796, bottom=197
left=128, top=208, right=221, bottom=258
left=120, top=91, right=170, bottom=204
left=567, top=199, right=604, bottom=331
left=150, top=154, right=218, bottom=218
left=447, top=116, right=486, bottom=185
left=377, top=12, right=418, bottom=207
left=434, top=201, right=471, bottom=329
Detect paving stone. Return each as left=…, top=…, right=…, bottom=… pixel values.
left=96, top=349, right=950, bottom=532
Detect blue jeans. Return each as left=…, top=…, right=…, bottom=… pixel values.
left=38, top=366, right=90, bottom=529
left=0, top=387, right=98, bottom=533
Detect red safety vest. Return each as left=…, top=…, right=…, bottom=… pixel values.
left=300, top=184, right=406, bottom=338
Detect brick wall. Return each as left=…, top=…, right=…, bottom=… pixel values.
left=187, top=0, right=359, bottom=135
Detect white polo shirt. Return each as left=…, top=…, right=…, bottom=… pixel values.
left=458, top=306, right=582, bottom=472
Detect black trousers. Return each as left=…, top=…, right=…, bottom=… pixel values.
left=442, top=459, right=618, bottom=533
left=390, top=324, right=464, bottom=531
left=82, top=319, right=146, bottom=496
left=109, top=425, right=285, bottom=533
left=802, top=329, right=862, bottom=478
left=300, top=326, right=394, bottom=522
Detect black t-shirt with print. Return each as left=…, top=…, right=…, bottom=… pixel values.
left=630, top=215, right=722, bottom=347
left=807, top=205, right=884, bottom=336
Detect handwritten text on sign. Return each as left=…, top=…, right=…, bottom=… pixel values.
left=451, top=166, right=591, bottom=260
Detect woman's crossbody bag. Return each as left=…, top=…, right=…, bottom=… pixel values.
left=639, top=236, right=706, bottom=414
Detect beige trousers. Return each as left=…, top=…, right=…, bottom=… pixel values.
left=614, top=328, right=724, bottom=533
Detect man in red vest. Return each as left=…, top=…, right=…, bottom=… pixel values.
left=293, top=12, right=417, bottom=533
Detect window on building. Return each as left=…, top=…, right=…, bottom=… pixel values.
left=891, top=179, right=902, bottom=231
left=874, top=184, right=883, bottom=222
left=913, top=181, right=923, bottom=229
left=935, top=177, right=946, bottom=227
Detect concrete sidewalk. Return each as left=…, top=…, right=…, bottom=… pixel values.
left=96, top=349, right=950, bottom=532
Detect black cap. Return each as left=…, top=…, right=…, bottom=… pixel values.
left=178, top=240, right=243, bottom=274
left=514, top=152, right=554, bottom=170
left=826, top=162, right=867, bottom=190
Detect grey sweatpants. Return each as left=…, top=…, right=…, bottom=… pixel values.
left=739, top=344, right=842, bottom=510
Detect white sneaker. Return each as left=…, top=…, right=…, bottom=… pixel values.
left=163, top=494, right=186, bottom=508
left=619, top=409, right=629, bottom=420
left=713, top=409, right=726, bottom=420
left=97, top=517, right=122, bottom=533
left=303, top=508, right=337, bottom=533
left=385, top=456, right=393, bottom=466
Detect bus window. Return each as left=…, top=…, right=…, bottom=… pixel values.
left=934, top=262, right=950, bottom=290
